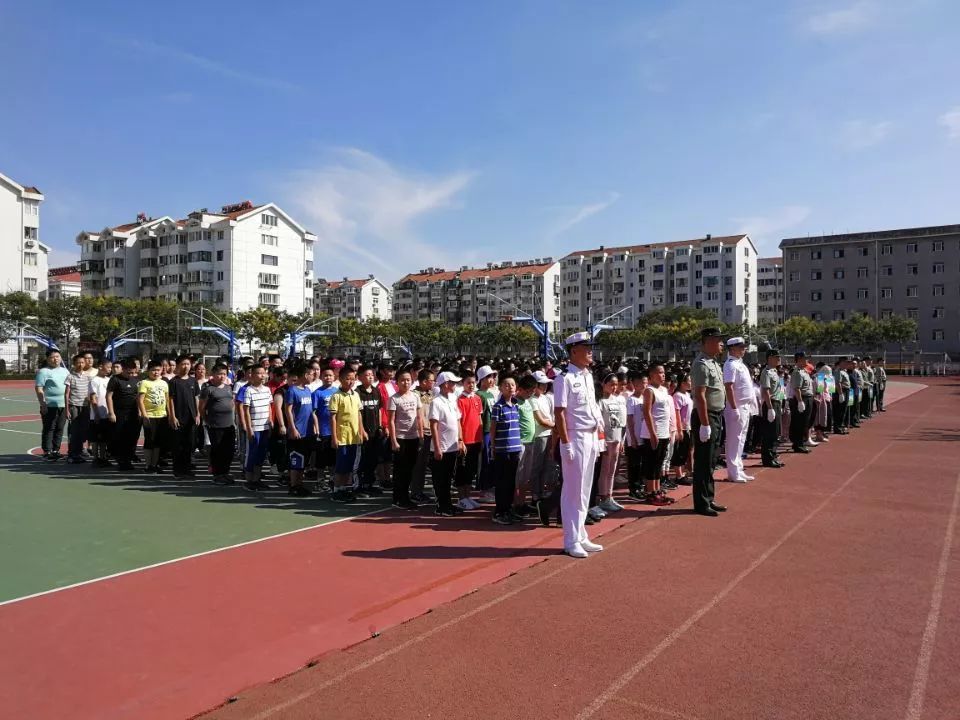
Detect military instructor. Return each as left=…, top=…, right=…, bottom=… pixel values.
left=691, top=328, right=727, bottom=517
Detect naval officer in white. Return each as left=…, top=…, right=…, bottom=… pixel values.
left=553, top=332, right=604, bottom=559
left=722, top=336, right=758, bottom=483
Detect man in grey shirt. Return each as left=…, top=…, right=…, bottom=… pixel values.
left=199, top=364, right=236, bottom=484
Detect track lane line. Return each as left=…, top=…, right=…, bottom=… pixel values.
left=575, top=403, right=937, bottom=720
left=904, top=468, right=960, bottom=720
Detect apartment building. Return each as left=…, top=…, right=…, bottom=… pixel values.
left=393, top=259, right=560, bottom=328
left=756, top=256, right=785, bottom=326
left=558, top=234, right=758, bottom=333
left=77, top=201, right=316, bottom=313
left=314, top=276, right=393, bottom=321
left=0, top=171, right=49, bottom=298
left=780, top=224, right=960, bottom=355
left=42, top=266, right=82, bottom=300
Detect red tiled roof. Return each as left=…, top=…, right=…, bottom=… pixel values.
left=758, top=256, right=783, bottom=265
left=49, top=265, right=81, bottom=277
left=567, top=234, right=747, bottom=257
left=50, top=272, right=81, bottom=284
left=323, top=279, right=369, bottom=290
left=22, top=186, right=41, bottom=194
left=112, top=222, right=141, bottom=232
left=219, top=204, right=266, bottom=220
left=399, top=261, right=556, bottom=284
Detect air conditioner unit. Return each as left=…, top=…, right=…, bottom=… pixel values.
left=24, top=240, right=35, bottom=248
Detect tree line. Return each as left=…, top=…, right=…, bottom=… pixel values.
left=0, top=293, right=919, bottom=359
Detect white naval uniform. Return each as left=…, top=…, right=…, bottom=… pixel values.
left=722, top=355, right=759, bottom=482
left=554, top=363, right=603, bottom=551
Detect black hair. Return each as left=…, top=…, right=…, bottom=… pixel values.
left=338, top=366, right=355, bottom=381
left=147, top=359, right=162, bottom=370
left=518, top=375, right=538, bottom=391
left=417, top=368, right=435, bottom=383
left=121, top=357, right=138, bottom=370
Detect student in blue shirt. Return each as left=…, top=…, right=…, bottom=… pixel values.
left=490, top=375, right=523, bottom=525
left=35, top=349, right=70, bottom=460
left=312, top=367, right=338, bottom=488
left=284, top=362, right=318, bottom=497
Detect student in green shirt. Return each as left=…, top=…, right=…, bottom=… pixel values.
left=513, top=375, right=539, bottom=516
left=476, top=365, right=499, bottom=502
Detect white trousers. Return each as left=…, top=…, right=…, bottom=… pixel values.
left=723, top=405, right=751, bottom=481
left=559, top=431, right=599, bottom=550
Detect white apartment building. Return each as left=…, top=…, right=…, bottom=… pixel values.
left=756, top=256, right=785, bottom=326
left=558, top=234, right=758, bottom=333
left=0, top=171, right=49, bottom=298
left=314, top=276, right=393, bottom=321
left=77, top=201, right=315, bottom=312
left=42, top=266, right=82, bottom=300
left=393, top=259, right=560, bottom=329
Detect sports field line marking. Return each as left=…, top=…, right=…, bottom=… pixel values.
left=0, top=427, right=40, bottom=435
left=0, top=505, right=391, bottom=608
left=576, top=403, right=937, bottom=720
left=904, top=468, right=960, bottom=720
left=610, top=695, right=705, bottom=720
left=243, top=518, right=665, bottom=720
left=0, top=396, right=36, bottom=403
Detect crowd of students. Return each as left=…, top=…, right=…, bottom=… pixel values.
left=31, top=339, right=889, bottom=528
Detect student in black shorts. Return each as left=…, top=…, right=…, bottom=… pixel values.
left=106, top=358, right=142, bottom=471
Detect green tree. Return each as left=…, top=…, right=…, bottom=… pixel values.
left=36, top=297, right=83, bottom=355
left=777, top=316, right=821, bottom=352
left=0, top=292, right=38, bottom=342
left=843, top=313, right=882, bottom=351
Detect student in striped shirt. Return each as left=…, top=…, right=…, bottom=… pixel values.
left=242, top=366, right=273, bottom=492
left=490, top=375, right=523, bottom=525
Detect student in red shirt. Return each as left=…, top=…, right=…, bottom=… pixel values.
left=456, top=372, right=484, bottom=510
left=376, top=363, right=398, bottom=488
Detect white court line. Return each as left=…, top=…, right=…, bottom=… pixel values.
left=904, top=469, right=960, bottom=720
left=575, top=403, right=937, bottom=720
left=0, top=396, right=37, bottom=403
left=0, top=506, right=392, bottom=608
left=0, top=427, right=41, bottom=435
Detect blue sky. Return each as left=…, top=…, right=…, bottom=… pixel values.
left=3, top=0, right=959, bottom=279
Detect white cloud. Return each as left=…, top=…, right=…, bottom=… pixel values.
left=732, top=205, right=812, bottom=251
left=840, top=119, right=892, bottom=150
left=117, top=38, right=300, bottom=93
left=549, top=192, right=621, bottom=237
left=938, top=107, right=960, bottom=141
left=806, top=1, right=874, bottom=35
left=282, top=148, right=475, bottom=280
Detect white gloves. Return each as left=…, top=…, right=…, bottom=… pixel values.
left=797, top=400, right=806, bottom=413
left=698, top=424, right=711, bottom=442
left=767, top=408, right=776, bottom=422
left=560, top=442, right=575, bottom=461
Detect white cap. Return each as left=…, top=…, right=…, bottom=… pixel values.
left=436, top=371, right=461, bottom=386
left=726, top=336, right=746, bottom=347
left=476, top=365, right=497, bottom=382
left=532, top=370, right=550, bottom=384
left=564, top=331, right=595, bottom=347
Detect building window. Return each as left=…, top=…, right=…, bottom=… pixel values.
left=305, top=260, right=314, bottom=273
left=834, top=310, right=846, bottom=320
left=258, top=273, right=280, bottom=287
left=262, top=234, right=278, bottom=246
left=789, top=251, right=799, bottom=261
left=857, top=247, right=869, bottom=256
left=834, top=290, right=845, bottom=300
left=725, top=292, right=733, bottom=301
left=932, top=240, right=944, bottom=252
left=834, top=268, right=845, bottom=279
left=906, top=242, right=918, bottom=253
left=653, top=264, right=664, bottom=273
left=187, top=251, right=212, bottom=262
left=216, top=250, right=224, bottom=261
left=261, top=214, right=278, bottom=227
left=933, top=329, right=944, bottom=341
left=881, top=265, right=893, bottom=276
left=261, top=254, right=278, bottom=266
left=857, top=288, right=869, bottom=299
left=811, top=291, right=822, bottom=301
left=706, top=291, right=719, bottom=301
left=907, top=308, right=919, bottom=319
left=857, top=267, right=868, bottom=278
left=906, top=264, right=918, bottom=275
left=881, top=287, right=892, bottom=299
left=811, top=270, right=822, bottom=280
left=907, top=286, right=918, bottom=297
left=811, top=249, right=822, bottom=260
left=216, top=271, right=224, bottom=281
left=933, top=307, right=945, bottom=319
left=789, top=292, right=800, bottom=302
left=881, top=244, right=893, bottom=255
left=724, top=276, right=732, bottom=286
left=933, top=284, right=945, bottom=296
left=811, top=311, right=823, bottom=321
left=23, top=252, right=37, bottom=266
left=24, top=277, right=38, bottom=291
left=703, top=260, right=718, bottom=270
left=933, top=262, right=945, bottom=274
left=833, top=248, right=845, bottom=258
left=880, top=309, right=893, bottom=319
left=675, top=262, right=688, bottom=272
left=217, top=231, right=224, bottom=240
left=789, top=271, right=799, bottom=281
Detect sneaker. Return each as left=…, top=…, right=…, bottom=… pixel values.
left=584, top=514, right=597, bottom=525
left=212, top=475, right=235, bottom=485
left=288, top=484, right=311, bottom=497
left=597, top=497, right=622, bottom=513
left=514, top=504, right=533, bottom=518
left=410, top=492, right=435, bottom=504
left=588, top=506, right=607, bottom=520
left=457, top=498, right=475, bottom=511
left=647, top=493, right=670, bottom=507
left=332, top=489, right=355, bottom=503
left=728, top=476, right=749, bottom=483
left=435, top=506, right=456, bottom=517
left=392, top=500, right=417, bottom=510
left=509, top=508, right=526, bottom=522
left=627, top=489, right=646, bottom=501
left=68, top=456, right=87, bottom=464
left=493, top=513, right=513, bottom=525
left=580, top=539, right=604, bottom=553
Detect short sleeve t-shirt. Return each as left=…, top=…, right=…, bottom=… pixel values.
left=389, top=391, right=422, bottom=440
left=328, top=389, right=361, bottom=445
left=418, top=390, right=434, bottom=437
left=517, top=397, right=536, bottom=444
left=200, top=383, right=235, bottom=429
left=491, top=398, right=522, bottom=453
left=457, top=393, right=484, bottom=444
left=65, top=371, right=93, bottom=407
left=533, top=393, right=554, bottom=438
left=285, top=385, right=315, bottom=437
left=89, top=376, right=110, bottom=419
left=35, top=366, right=69, bottom=408
left=357, top=385, right=381, bottom=436
left=106, top=375, right=139, bottom=415
left=312, top=386, right=337, bottom=437
left=243, top=384, right=274, bottom=432
left=139, top=378, right=169, bottom=418
left=428, top=393, right=461, bottom=453
left=168, top=376, right=199, bottom=422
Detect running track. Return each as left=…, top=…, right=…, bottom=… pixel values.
left=4, top=380, right=958, bottom=719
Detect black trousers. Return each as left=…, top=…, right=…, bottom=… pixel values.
left=625, top=445, right=643, bottom=493
left=759, top=402, right=782, bottom=465
left=391, top=438, right=420, bottom=505
left=67, top=405, right=90, bottom=458
left=876, top=384, right=885, bottom=411
left=207, top=426, right=236, bottom=475
left=110, top=413, right=141, bottom=463
left=493, top=451, right=520, bottom=514
left=456, top=442, right=481, bottom=488
left=431, top=451, right=458, bottom=511
left=172, top=420, right=197, bottom=472
left=860, top=390, right=872, bottom=419
left=788, top=397, right=813, bottom=449
left=357, top=433, right=380, bottom=488
left=832, top=394, right=848, bottom=432
left=691, top=409, right=722, bottom=512
left=41, top=406, right=67, bottom=454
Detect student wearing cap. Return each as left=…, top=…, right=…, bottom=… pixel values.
left=848, top=358, right=862, bottom=428
left=874, top=357, right=887, bottom=412
left=833, top=357, right=851, bottom=434
left=860, top=357, right=875, bottom=420
left=691, top=328, right=727, bottom=517
left=789, top=351, right=814, bottom=453
left=758, top=349, right=785, bottom=468
left=722, top=336, right=758, bottom=483
left=429, top=371, right=464, bottom=516
left=554, top=332, right=605, bottom=556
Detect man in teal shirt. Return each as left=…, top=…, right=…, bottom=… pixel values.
left=35, top=349, right=69, bottom=460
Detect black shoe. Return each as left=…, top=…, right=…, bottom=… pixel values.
left=710, top=503, right=727, bottom=512
left=116, top=462, right=135, bottom=471
left=244, top=479, right=270, bottom=491
left=157, top=459, right=169, bottom=468
left=212, top=475, right=235, bottom=485
left=435, top=506, right=456, bottom=517
left=537, top=499, right=552, bottom=527
left=288, top=484, right=311, bottom=497
left=696, top=508, right=719, bottom=517
left=492, top=513, right=513, bottom=525
left=392, top=500, right=417, bottom=510
left=585, top=515, right=596, bottom=525
left=513, top=504, right=533, bottom=518
left=68, top=456, right=87, bottom=464
left=793, top=446, right=810, bottom=454
left=676, top=475, right=693, bottom=486
left=762, top=461, right=785, bottom=468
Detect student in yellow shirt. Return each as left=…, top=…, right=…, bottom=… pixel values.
left=138, top=359, right=170, bottom=473
left=328, top=367, right=366, bottom=503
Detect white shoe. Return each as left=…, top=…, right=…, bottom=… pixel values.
left=580, top=539, right=604, bottom=553
left=599, top=497, right=624, bottom=512
left=565, top=544, right=589, bottom=558
left=807, top=440, right=819, bottom=447
left=457, top=498, right=475, bottom=510
left=741, top=474, right=756, bottom=481
left=588, top=506, right=607, bottom=519
left=729, top=477, right=748, bottom=483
